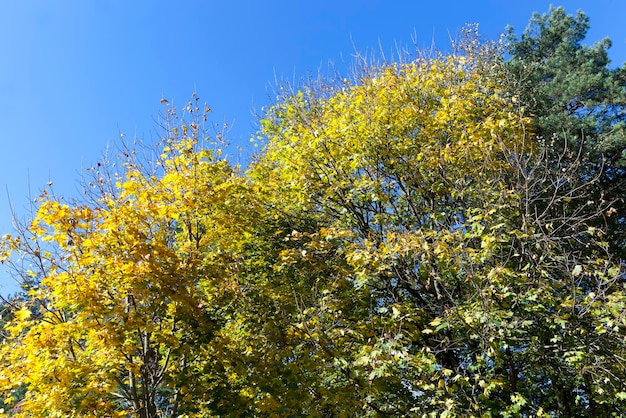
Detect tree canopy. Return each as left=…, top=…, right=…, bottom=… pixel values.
left=506, top=6, right=626, bottom=258
left=0, top=6, right=625, bottom=418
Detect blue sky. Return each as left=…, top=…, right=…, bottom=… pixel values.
left=1, top=0, right=625, bottom=295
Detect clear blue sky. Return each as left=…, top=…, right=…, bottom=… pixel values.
left=1, top=1, right=625, bottom=295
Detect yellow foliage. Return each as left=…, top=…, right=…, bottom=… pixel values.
left=0, top=117, right=257, bottom=415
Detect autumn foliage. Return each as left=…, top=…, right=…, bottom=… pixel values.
left=1, top=9, right=626, bottom=417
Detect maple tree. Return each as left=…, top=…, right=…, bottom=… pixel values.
left=0, top=99, right=259, bottom=416
left=0, top=8, right=625, bottom=418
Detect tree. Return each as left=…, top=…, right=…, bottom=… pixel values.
left=0, top=100, right=259, bottom=416
left=251, top=47, right=626, bottom=415
left=505, top=6, right=626, bottom=258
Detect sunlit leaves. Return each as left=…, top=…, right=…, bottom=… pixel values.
left=1, top=17, right=625, bottom=416
left=0, top=102, right=257, bottom=415
left=252, top=46, right=626, bottom=415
